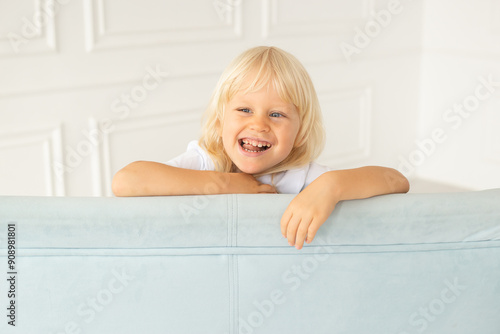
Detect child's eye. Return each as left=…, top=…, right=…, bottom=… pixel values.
left=270, top=112, right=284, bottom=118
left=238, top=108, right=251, bottom=113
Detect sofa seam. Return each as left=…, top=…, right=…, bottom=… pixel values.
left=232, top=194, right=238, bottom=333
left=227, top=255, right=233, bottom=333
left=227, top=194, right=230, bottom=247
left=235, top=194, right=238, bottom=247
left=235, top=195, right=239, bottom=333
left=236, top=254, right=239, bottom=334
left=227, top=195, right=233, bottom=333
left=228, top=194, right=239, bottom=334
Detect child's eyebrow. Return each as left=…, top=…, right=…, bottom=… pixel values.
left=270, top=104, right=293, bottom=110
left=235, top=99, right=293, bottom=110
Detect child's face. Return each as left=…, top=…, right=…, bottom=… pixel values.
left=220, top=80, right=300, bottom=174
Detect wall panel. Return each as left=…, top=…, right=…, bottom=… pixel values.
left=1, top=0, right=426, bottom=196
left=91, top=110, right=202, bottom=196
left=262, top=0, right=372, bottom=38
left=0, top=124, right=63, bottom=196
left=84, top=0, right=242, bottom=51
left=0, top=0, right=56, bottom=56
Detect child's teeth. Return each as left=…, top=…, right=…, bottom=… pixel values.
left=241, top=139, right=271, bottom=148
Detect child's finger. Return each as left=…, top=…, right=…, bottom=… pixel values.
left=306, top=220, right=320, bottom=243
left=280, top=210, right=292, bottom=237
left=286, top=216, right=301, bottom=246
left=295, top=217, right=312, bottom=249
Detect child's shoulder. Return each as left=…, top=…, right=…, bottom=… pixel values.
left=165, top=140, right=214, bottom=171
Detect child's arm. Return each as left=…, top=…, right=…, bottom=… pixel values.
left=281, top=166, right=409, bottom=250
left=112, top=161, right=277, bottom=196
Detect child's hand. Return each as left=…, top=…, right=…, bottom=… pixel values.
left=280, top=167, right=409, bottom=250
left=280, top=173, right=339, bottom=250
left=227, top=173, right=278, bottom=194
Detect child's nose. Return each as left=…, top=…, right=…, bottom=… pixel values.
left=249, top=114, right=270, bottom=132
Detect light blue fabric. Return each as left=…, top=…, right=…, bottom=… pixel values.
left=1, top=190, right=500, bottom=333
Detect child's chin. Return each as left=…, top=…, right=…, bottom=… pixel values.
left=237, top=165, right=267, bottom=175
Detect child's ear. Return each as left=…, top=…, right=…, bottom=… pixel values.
left=215, top=119, right=222, bottom=136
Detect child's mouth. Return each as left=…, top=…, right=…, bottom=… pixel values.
left=239, top=138, right=272, bottom=153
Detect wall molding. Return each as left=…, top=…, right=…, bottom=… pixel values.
left=0, top=68, right=221, bottom=99
left=485, top=120, right=500, bottom=164
left=261, top=0, right=373, bottom=38
left=491, top=0, right=500, bottom=35
left=0, top=123, right=65, bottom=196
left=83, top=0, right=243, bottom=52
left=0, top=0, right=57, bottom=56
left=90, top=109, right=202, bottom=196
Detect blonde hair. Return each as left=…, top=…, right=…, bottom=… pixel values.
left=199, top=46, right=325, bottom=176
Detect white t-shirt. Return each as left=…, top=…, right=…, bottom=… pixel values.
left=166, top=140, right=331, bottom=194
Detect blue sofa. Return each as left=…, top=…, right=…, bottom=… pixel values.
left=1, top=190, right=500, bottom=333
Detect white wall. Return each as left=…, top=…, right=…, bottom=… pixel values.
left=414, top=0, right=500, bottom=190
left=2, top=0, right=496, bottom=197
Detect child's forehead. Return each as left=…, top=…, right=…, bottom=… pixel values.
left=238, top=80, right=274, bottom=95
left=238, top=69, right=273, bottom=90
left=228, top=85, right=293, bottom=106
left=230, top=74, right=293, bottom=103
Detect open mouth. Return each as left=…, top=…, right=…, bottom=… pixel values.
left=239, top=138, right=272, bottom=153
